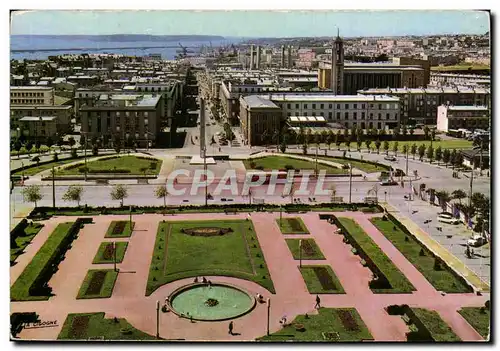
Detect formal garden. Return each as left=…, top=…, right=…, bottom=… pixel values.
left=56, top=155, right=162, bottom=176
left=10, top=205, right=488, bottom=342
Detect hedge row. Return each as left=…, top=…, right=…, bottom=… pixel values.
left=28, top=203, right=384, bottom=218
left=332, top=216, right=415, bottom=293
left=334, top=156, right=392, bottom=171
left=385, top=212, right=473, bottom=293
left=10, top=219, right=28, bottom=249
left=11, top=218, right=92, bottom=301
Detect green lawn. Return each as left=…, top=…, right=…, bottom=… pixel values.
left=92, top=242, right=129, bottom=264
left=11, top=222, right=74, bottom=301
left=337, top=217, right=415, bottom=293
left=58, top=312, right=156, bottom=340
left=370, top=218, right=471, bottom=293
left=76, top=269, right=119, bottom=299
left=374, top=140, right=473, bottom=152
left=276, top=217, right=309, bottom=234
left=57, top=155, right=162, bottom=175
left=105, top=221, right=134, bottom=238
left=411, top=308, right=461, bottom=342
left=286, top=238, right=325, bottom=260
left=299, top=265, right=345, bottom=294
left=317, top=156, right=389, bottom=173
left=244, top=156, right=347, bottom=174
left=146, top=220, right=275, bottom=295
left=10, top=223, right=44, bottom=264
left=258, top=308, right=373, bottom=342
left=12, top=158, right=84, bottom=176
left=458, top=307, right=490, bottom=340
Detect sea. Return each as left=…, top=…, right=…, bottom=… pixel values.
left=10, top=35, right=244, bottom=61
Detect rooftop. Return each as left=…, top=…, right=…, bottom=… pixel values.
left=446, top=105, right=489, bottom=111
left=289, top=116, right=327, bottom=123
left=10, top=86, right=53, bottom=90
left=257, top=93, right=400, bottom=102
left=242, top=95, right=279, bottom=109
left=19, top=116, right=57, bottom=122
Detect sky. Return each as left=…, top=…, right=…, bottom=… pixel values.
left=10, top=10, right=490, bottom=38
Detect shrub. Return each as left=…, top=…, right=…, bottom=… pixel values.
left=53, top=153, right=59, bottom=162
left=419, top=248, right=426, bottom=256
left=71, top=148, right=78, bottom=158
left=485, top=300, right=490, bottom=309
left=433, top=257, right=443, bottom=271
left=249, top=161, right=256, bottom=169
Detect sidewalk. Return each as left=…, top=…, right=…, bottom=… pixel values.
left=383, top=202, right=490, bottom=293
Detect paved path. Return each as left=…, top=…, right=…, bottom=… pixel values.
left=11, top=212, right=487, bottom=342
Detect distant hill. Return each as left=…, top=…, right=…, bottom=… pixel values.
left=11, top=34, right=226, bottom=42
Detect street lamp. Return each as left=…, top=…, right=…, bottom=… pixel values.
left=266, top=298, right=271, bottom=336
left=299, top=239, right=303, bottom=268
left=348, top=163, right=353, bottom=204
left=113, top=241, right=117, bottom=272
left=156, top=300, right=160, bottom=339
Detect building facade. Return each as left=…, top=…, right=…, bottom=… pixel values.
left=10, top=86, right=54, bottom=105
left=358, top=87, right=491, bottom=125
left=11, top=105, right=73, bottom=131
left=240, top=95, right=283, bottom=146
left=80, top=94, right=163, bottom=147
left=437, top=105, right=489, bottom=132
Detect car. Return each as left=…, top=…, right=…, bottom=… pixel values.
left=437, top=213, right=461, bottom=225
left=384, top=156, right=397, bottom=161
left=380, top=180, right=398, bottom=186
left=467, top=235, right=487, bottom=247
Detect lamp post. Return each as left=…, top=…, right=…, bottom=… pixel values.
left=315, top=146, right=318, bottom=177
left=129, top=205, right=132, bottom=230
left=113, top=241, right=117, bottom=272
left=51, top=164, right=56, bottom=209
left=348, top=163, right=353, bottom=204
left=299, top=239, right=303, bottom=268
left=21, top=161, right=24, bottom=184
left=156, top=300, right=160, bottom=339
left=405, top=145, right=409, bottom=177
left=384, top=191, right=387, bottom=203
left=266, top=298, right=271, bottom=336
left=279, top=205, right=283, bottom=229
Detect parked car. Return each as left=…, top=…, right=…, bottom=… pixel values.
left=467, top=235, right=487, bottom=247
left=380, top=180, right=398, bottom=186
left=437, top=212, right=461, bottom=225
left=384, top=156, right=397, bottom=161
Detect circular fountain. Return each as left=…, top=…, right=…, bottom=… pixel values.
left=168, top=283, right=256, bottom=321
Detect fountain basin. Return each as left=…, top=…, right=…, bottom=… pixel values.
left=168, top=282, right=256, bottom=321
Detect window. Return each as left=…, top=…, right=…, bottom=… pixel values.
left=344, top=112, right=348, bottom=119
left=354, top=104, right=357, bottom=109
left=320, top=104, right=324, bottom=109
left=107, top=117, right=111, bottom=126
left=329, top=104, right=332, bottom=108
left=386, top=113, right=390, bottom=120
left=336, top=112, right=341, bottom=120
left=395, top=113, right=398, bottom=120
left=353, top=112, right=357, bottom=120
left=378, top=122, right=382, bottom=129
left=312, top=104, right=316, bottom=109
left=287, top=104, right=291, bottom=109
left=361, top=112, right=365, bottom=119
left=295, top=112, right=299, bottom=116
left=295, top=104, right=299, bottom=109
left=107, top=111, right=110, bottom=117
left=304, top=104, right=308, bottom=109
left=312, top=112, right=316, bottom=117
left=328, top=112, right=333, bottom=119
left=304, top=112, right=307, bottom=116
left=345, top=104, right=349, bottom=109
left=378, top=104, right=382, bottom=109
left=378, top=113, right=382, bottom=120
left=287, top=112, right=291, bottom=117
left=337, top=104, right=340, bottom=109
left=370, top=113, right=373, bottom=119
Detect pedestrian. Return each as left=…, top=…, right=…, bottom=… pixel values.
left=202, top=277, right=207, bottom=283
left=194, top=277, right=198, bottom=283
left=208, top=280, right=212, bottom=288
left=315, top=295, right=321, bottom=309
left=228, top=321, right=234, bottom=335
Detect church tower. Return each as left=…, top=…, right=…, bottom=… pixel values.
left=331, top=29, right=345, bottom=94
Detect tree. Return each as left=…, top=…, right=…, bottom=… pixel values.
left=454, top=152, right=464, bottom=169
left=21, top=185, right=42, bottom=207
left=92, top=144, right=99, bottom=156
left=314, top=133, right=321, bottom=149
left=402, top=144, right=408, bottom=156
left=326, top=130, right=334, bottom=150
left=13, top=139, right=22, bottom=158
left=365, top=139, right=372, bottom=152
left=392, top=126, right=400, bottom=140
left=34, top=140, right=41, bottom=152
left=401, top=125, right=408, bottom=138
left=62, top=185, right=84, bottom=207
left=435, top=146, right=442, bottom=163
left=68, top=136, right=75, bottom=149
left=426, top=145, right=434, bottom=163
left=430, top=128, right=436, bottom=141
left=345, top=139, right=351, bottom=151
left=321, top=130, right=328, bottom=146
left=110, top=184, right=128, bottom=207
left=409, top=128, right=415, bottom=136
left=335, top=131, right=341, bottom=150
left=375, top=140, right=382, bottom=154
left=452, top=189, right=467, bottom=205
left=450, top=149, right=457, bottom=168
left=343, top=127, right=349, bottom=142
left=418, top=144, right=426, bottom=161
left=442, top=149, right=451, bottom=166
left=435, top=190, right=451, bottom=211
left=356, top=135, right=362, bottom=151
left=392, top=141, right=399, bottom=156
left=25, top=141, right=33, bottom=156
left=302, top=143, right=308, bottom=155
left=410, top=143, right=417, bottom=160
left=155, top=185, right=168, bottom=208
left=383, top=140, right=390, bottom=155
left=279, top=136, right=287, bottom=153
left=423, top=125, right=430, bottom=140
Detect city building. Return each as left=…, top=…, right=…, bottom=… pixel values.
left=10, top=86, right=54, bottom=105
left=240, top=93, right=400, bottom=145
left=358, top=87, right=490, bottom=125
left=437, top=105, right=489, bottom=132
left=18, top=116, right=63, bottom=140
left=11, top=105, right=73, bottom=131
left=80, top=94, right=163, bottom=147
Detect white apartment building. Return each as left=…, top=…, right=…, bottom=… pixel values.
left=260, top=94, right=401, bottom=130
